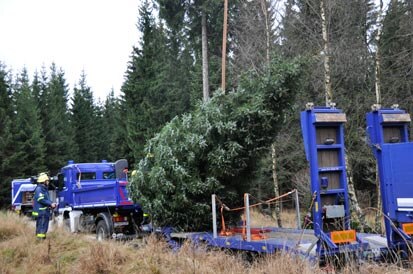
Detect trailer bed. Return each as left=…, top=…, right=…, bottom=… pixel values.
left=170, top=227, right=389, bottom=261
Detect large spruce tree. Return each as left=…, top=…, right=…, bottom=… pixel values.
left=129, top=57, right=302, bottom=230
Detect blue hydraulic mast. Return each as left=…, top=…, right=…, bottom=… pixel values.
left=301, top=104, right=356, bottom=256
left=366, top=105, right=413, bottom=256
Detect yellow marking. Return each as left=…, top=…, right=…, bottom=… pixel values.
left=330, top=230, right=356, bottom=244
left=402, top=223, right=413, bottom=235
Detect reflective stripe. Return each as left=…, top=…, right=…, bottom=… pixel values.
left=143, top=213, right=149, bottom=217
left=39, top=207, right=47, bottom=210
left=36, top=233, right=46, bottom=238
left=32, top=212, right=38, bottom=216
left=37, top=197, right=44, bottom=201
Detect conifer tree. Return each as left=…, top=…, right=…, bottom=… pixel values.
left=101, top=90, right=125, bottom=161
left=11, top=68, right=46, bottom=177
left=71, top=72, right=98, bottom=162
left=380, top=0, right=413, bottom=112
left=122, top=1, right=171, bottom=162
left=0, top=63, right=15, bottom=208
left=40, top=64, right=76, bottom=173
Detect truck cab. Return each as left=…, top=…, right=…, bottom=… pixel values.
left=57, top=159, right=144, bottom=239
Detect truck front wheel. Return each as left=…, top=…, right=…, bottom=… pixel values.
left=96, top=220, right=110, bottom=241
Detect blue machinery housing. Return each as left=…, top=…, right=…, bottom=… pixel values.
left=174, top=105, right=413, bottom=263
left=367, top=106, right=413, bottom=256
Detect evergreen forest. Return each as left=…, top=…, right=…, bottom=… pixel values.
left=1, top=0, right=412, bottom=230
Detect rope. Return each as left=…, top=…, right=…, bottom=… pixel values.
left=296, top=191, right=317, bottom=246
left=217, top=189, right=298, bottom=237
left=224, top=189, right=297, bottom=212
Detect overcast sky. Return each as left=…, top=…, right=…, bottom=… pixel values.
left=0, top=0, right=141, bottom=100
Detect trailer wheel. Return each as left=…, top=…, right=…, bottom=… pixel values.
left=96, top=220, right=110, bottom=241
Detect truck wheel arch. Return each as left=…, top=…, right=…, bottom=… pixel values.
left=95, top=212, right=113, bottom=238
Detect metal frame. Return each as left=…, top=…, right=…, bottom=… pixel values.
left=300, top=105, right=353, bottom=254
left=366, top=107, right=413, bottom=254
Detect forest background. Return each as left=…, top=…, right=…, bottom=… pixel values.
left=0, top=0, right=412, bottom=229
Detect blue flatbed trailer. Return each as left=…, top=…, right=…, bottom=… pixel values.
left=169, top=227, right=389, bottom=262
left=161, top=105, right=395, bottom=265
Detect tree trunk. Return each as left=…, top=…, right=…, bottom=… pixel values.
left=271, top=143, right=282, bottom=228
left=374, top=0, right=384, bottom=233
left=221, top=0, right=228, bottom=93
left=260, top=0, right=271, bottom=68
left=375, top=163, right=383, bottom=233
left=375, top=0, right=384, bottom=106
left=202, top=10, right=210, bottom=102
left=261, top=0, right=282, bottom=228
left=346, top=153, right=369, bottom=232
left=320, top=0, right=333, bottom=105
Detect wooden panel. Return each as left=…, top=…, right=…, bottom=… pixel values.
left=316, top=127, right=338, bottom=145
left=22, top=191, right=34, bottom=204
left=317, top=150, right=339, bottom=167
left=382, top=113, right=411, bottom=123
left=383, top=126, right=402, bottom=143
left=321, top=195, right=335, bottom=207
left=319, top=172, right=340, bottom=189
left=315, top=113, right=347, bottom=123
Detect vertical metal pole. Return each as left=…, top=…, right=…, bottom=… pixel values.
left=245, top=193, right=251, bottom=241
left=212, top=194, right=217, bottom=238
left=221, top=0, right=228, bottom=93
left=295, top=189, right=301, bottom=229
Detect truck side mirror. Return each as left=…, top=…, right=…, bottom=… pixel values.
left=115, top=159, right=128, bottom=180
left=57, top=174, right=65, bottom=191
left=49, top=176, right=58, bottom=190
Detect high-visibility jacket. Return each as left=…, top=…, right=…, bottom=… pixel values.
left=32, top=184, right=52, bottom=217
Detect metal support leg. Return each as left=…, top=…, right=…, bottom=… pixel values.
left=295, top=189, right=301, bottom=229
left=245, top=193, right=251, bottom=242
left=212, top=194, right=217, bottom=238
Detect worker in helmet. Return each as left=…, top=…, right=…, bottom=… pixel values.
left=33, top=173, right=56, bottom=240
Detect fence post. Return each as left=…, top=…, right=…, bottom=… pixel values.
left=294, top=189, right=301, bottom=229
left=212, top=194, right=217, bottom=238
left=245, top=193, right=251, bottom=241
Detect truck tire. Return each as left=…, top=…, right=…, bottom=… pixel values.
left=96, top=220, right=110, bottom=241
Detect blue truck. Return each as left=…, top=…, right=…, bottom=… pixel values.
left=11, top=178, right=37, bottom=216
left=11, top=159, right=145, bottom=240
left=56, top=159, right=145, bottom=239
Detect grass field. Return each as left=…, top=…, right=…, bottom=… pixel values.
left=0, top=211, right=410, bottom=274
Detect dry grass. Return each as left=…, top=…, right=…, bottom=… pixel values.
left=0, top=210, right=411, bottom=274
left=249, top=208, right=301, bottom=228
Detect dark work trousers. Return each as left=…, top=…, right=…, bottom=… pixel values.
left=36, top=213, right=50, bottom=239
